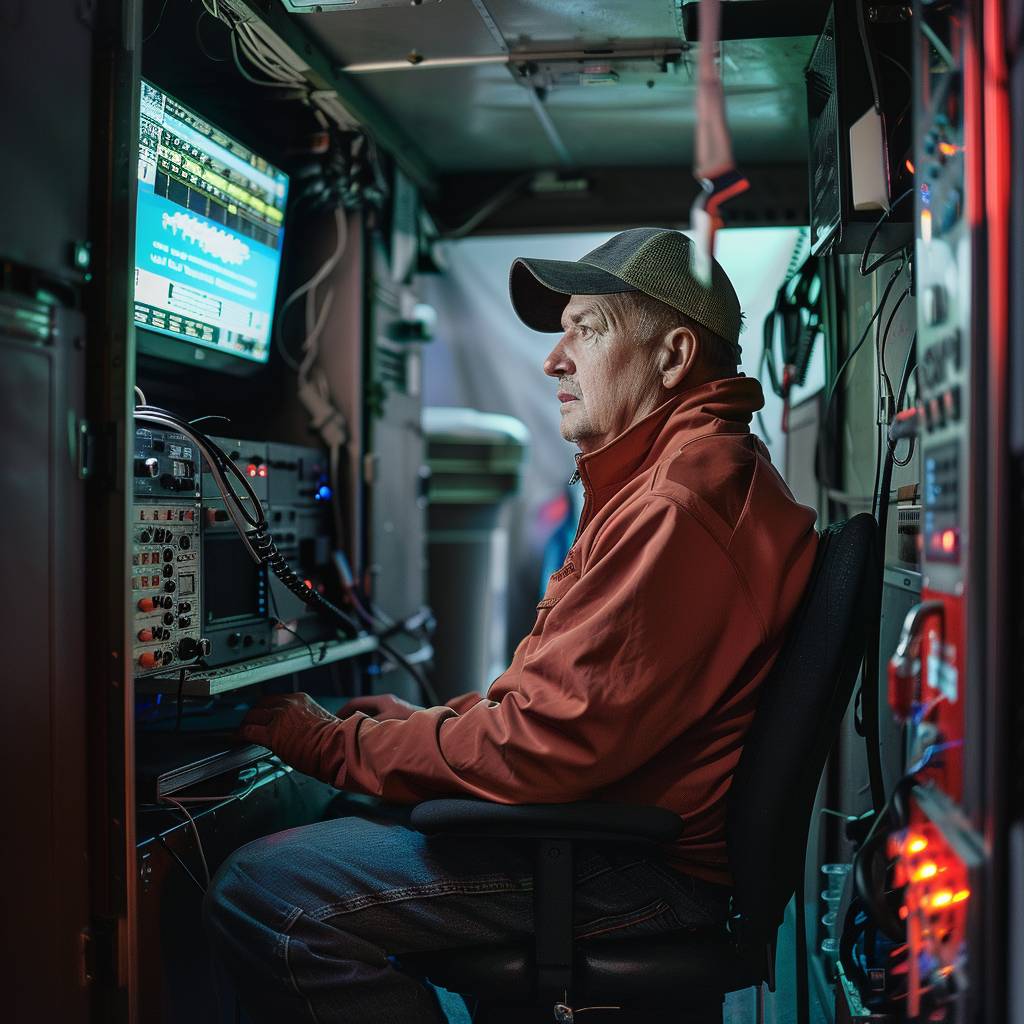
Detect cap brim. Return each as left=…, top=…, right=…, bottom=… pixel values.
left=509, top=258, right=638, bottom=332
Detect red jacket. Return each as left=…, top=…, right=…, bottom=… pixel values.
left=320, top=376, right=818, bottom=885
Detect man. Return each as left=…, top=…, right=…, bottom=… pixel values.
left=204, top=227, right=818, bottom=1023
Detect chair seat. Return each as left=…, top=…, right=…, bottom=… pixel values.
left=400, top=929, right=767, bottom=1006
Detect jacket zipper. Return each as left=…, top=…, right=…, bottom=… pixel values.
left=572, top=453, right=591, bottom=545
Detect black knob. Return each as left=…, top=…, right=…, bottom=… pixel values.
left=179, top=535, right=191, bottom=550
left=160, top=595, right=174, bottom=609
left=177, top=601, right=192, bottom=613
left=162, top=563, right=173, bottom=578
left=163, top=612, right=175, bottom=626
left=139, top=529, right=153, bottom=543
left=178, top=616, right=192, bottom=629
left=162, top=548, right=174, bottom=562
left=163, top=580, right=176, bottom=593
left=177, top=637, right=199, bottom=660
left=153, top=528, right=166, bottom=543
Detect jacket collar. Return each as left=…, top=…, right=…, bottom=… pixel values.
left=573, top=375, right=766, bottom=497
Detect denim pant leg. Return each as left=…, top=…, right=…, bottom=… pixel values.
left=203, top=814, right=730, bottom=1024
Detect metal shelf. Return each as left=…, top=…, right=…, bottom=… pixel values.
left=136, top=634, right=378, bottom=696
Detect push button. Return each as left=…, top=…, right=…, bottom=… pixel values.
left=945, top=385, right=962, bottom=421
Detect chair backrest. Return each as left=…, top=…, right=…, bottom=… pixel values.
left=725, top=513, right=879, bottom=944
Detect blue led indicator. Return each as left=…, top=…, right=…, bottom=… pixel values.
left=316, top=485, right=332, bottom=501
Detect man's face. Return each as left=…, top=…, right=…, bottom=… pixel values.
left=542, top=294, right=663, bottom=454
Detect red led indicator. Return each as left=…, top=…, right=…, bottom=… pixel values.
left=304, top=578, right=313, bottom=589
left=247, top=464, right=258, bottom=478
left=257, top=465, right=268, bottom=478
left=941, top=529, right=957, bottom=553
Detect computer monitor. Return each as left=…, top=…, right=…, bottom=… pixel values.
left=134, top=80, right=289, bottom=374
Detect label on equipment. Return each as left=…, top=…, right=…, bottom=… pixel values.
left=927, top=640, right=959, bottom=703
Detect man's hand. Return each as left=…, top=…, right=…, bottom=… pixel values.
left=336, top=693, right=424, bottom=721
left=239, top=693, right=344, bottom=782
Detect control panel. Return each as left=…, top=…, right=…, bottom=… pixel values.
left=132, top=427, right=203, bottom=676
left=201, top=437, right=335, bottom=667
left=875, top=4, right=983, bottom=1018
left=911, top=0, right=976, bottom=802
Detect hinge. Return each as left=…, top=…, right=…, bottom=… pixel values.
left=79, top=921, right=116, bottom=987
left=77, top=419, right=117, bottom=483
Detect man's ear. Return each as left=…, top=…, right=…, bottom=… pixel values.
left=660, top=325, right=699, bottom=390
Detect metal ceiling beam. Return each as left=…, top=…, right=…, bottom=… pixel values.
left=343, top=46, right=684, bottom=74
left=228, top=0, right=438, bottom=197
left=521, top=80, right=574, bottom=167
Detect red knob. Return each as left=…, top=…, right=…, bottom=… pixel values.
left=138, top=651, right=159, bottom=670
left=137, top=597, right=157, bottom=613
left=888, top=658, right=916, bottom=723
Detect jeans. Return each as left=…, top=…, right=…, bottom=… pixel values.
left=203, top=812, right=731, bottom=1023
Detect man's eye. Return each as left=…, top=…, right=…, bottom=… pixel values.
left=577, top=324, right=594, bottom=338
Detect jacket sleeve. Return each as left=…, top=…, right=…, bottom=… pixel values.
left=303, top=496, right=766, bottom=803
left=445, top=691, right=486, bottom=714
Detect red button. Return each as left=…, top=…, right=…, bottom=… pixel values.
left=137, top=597, right=157, bottom=613
left=137, top=628, right=154, bottom=643
left=138, top=651, right=159, bottom=669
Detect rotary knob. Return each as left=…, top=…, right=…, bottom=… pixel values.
left=176, top=636, right=212, bottom=661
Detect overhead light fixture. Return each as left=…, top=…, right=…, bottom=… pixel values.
left=281, top=0, right=442, bottom=11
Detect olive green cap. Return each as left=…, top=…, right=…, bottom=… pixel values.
left=509, top=227, right=742, bottom=351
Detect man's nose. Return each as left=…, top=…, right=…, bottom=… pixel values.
left=543, top=336, right=574, bottom=377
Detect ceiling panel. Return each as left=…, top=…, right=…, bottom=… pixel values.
left=298, top=0, right=502, bottom=63
left=287, top=1, right=814, bottom=175
left=485, top=0, right=680, bottom=49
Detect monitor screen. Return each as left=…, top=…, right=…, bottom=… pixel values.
left=134, top=80, right=289, bottom=368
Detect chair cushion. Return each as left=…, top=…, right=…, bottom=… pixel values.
left=399, top=930, right=766, bottom=1006
left=411, top=798, right=683, bottom=843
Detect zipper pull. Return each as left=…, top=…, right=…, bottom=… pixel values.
left=569, top=453, right=582, bottom=486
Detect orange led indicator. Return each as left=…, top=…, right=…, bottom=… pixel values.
left=257, top=465, right=268, bottom=478
left=931, top=890, right=954, bottom=908
left=921, top=208, right=933, bottom=243
left=941, top=529, right=957, bottom=553
left=899, top=906, right=910, bottom=920
left=938, top=141, right=959, bottom=157
left=905, top=158, right=915, bottom=173
left=247, top=464, right=258, bottom=478
left=912, top=862, right=938, bottom=882
left=304, top=579, right=313, bottom=589
left=952, top=889, right=970, bottom=904
left=907, top=836, right=928, bottom=854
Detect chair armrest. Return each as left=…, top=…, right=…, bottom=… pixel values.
left=410, top=798, right=682, bottom=844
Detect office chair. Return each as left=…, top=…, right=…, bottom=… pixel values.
left=404, top=514, right=879, bottom=1023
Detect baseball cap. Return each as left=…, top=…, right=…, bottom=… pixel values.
left=509, top=227, right=743, bottom=350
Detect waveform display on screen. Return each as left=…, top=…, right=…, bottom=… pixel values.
left=161, top=211, right=252, bottom=267
left=134, top=80, right=289, bottom=366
